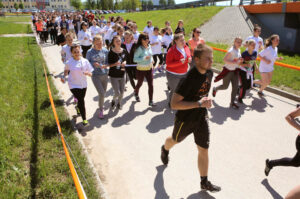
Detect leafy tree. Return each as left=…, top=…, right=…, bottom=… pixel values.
left=107, top=0, right=113, bottom=9
left=147, top=0, right=153, bottom=9
left=14, top=3, right=19, bottom=10
left=96, top=0, right=101, bottom=9
left=159, top=0, right=167, bottom=6
left=167, top=0, right=175, bottom=6
left=91, top=0, right=96, bottom=9
left=71, top=0, right=82, bottom=10
left=101, top=0, right=108, bottom=10
left=0, top=0, right=4, bottom=8
left=19, top=2, right=24, bottom=9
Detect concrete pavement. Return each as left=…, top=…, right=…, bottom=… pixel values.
left=41, top=43, right=300, bottom=199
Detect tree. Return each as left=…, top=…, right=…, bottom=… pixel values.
left=0, top=0, right=4, bottom=8
left=85, top=0, right=92, bottom=9
left=91, top=0, right=96, bottom=9
left=167, top=0, right=175, bottom=6
left=147, top=0, right=153, bottom=10
left=19, top=2, right=24, bottom=9
left=159, top=0, right=167, bottom=7
left=71, top=0, right=82, bottom=10
left=107, top=0, right=113, bottom=10
left=101, top=0, right=108, bottom=10
left=14, top=3, right=19, bottom=10
left=96, top=0, right=101, bottom=9
left=114, top=0, right=120, bottom=10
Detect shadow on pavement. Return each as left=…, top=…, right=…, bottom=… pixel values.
left=154, top=165, right=169, bottom=199
left=209, top=101, right=246, bottom=125
left=250, top=97, right=273, bottom=113
left=146, top=107, right=174, bottom=133
left=261, top=179, right=283, bottom=199
left=186, top=191, right=216, bottom=199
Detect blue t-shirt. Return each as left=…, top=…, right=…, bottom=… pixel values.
left=86, top=48, right=109, bottom=75
left=241, top=50, right=257, bottom=71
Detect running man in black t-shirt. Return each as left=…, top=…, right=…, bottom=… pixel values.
left=160, top=44, right=221, bottom=193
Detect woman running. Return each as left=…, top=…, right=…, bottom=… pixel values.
left=166, top=33, right=192, bottom=107
left=61, top=33, right=74, bottom=64
left=265, top=107, right=300, bottom=176
left=86, top=35, right=109, bottom=119
left=212, top=37, right=242, bottom=109
left=150, top=27, right=163, bottom=73
left=143, top=20, right=154, bottom=37
left=78, top=22, right=92, bottom=58
left=89, top=19, right=102, bottom=39
left=254, top=34, right=283, bottom=96
left=133, top=33, right=155, bottom=106
left=188, top=28, right=205, bottom=67
left=61, top=44, right=94, bottom=126
left=48, top=17, right=58, bottom=45
left=108, top=35, right=127, bottom=110
left=35, top=18, right=44, bottom=44
left=238, top=39, right=258, bottom=104
left=121, top=31, right=138, bottom=90
left=174, top=20, right=185, bottom=35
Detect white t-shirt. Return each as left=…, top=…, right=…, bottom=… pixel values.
left=150, top=35, right=162, bottom=55
left=68, top=19, right=74, bottom=30
left=143, top=26, right=154, bottom=37
left=78, top=30, right=92, bottom=46
left=162, top=34, right=173, bottom=52
left=224, top=47, right=241, bottom=71
left=89, top=25, right=102, bottom=38
left=259, top=46, right=278, bottom=73
left=65, top=57, right=94, bottom=89
left=245, top=35, right=263, bottom=53
left=104, top=27, right=113, bottom=41
left=61, top=45, right=83, bottom=64
left=133, top=32, right=140, bottom=43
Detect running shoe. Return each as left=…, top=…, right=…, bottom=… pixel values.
left=75, top=106, right=80, bottom=116
left=160, top=145, right=169, bottom=165
left=201, top=181, right=221, bottom=193
left=212, top=87, right=217, bottom=97
left=111, top=100, right=116, bottom=108
left=238, top=98, right=244, bottom=104
left=149, top=101, right=156, bottom=107
left=98, top=110, right=104, bottom=119
left=258, top=91, right=264, bottom=96
left=117, top=104, right=122, bottom=110
left=230, top=102, right=239, bottom=109
left=135, top=95, right=140, bottom=102
left=265, top=159, right=272, bottom=176
left=82, top=120, right=89, bottom=126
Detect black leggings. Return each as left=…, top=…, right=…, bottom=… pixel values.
left=105, top=39, right=110, bottom=49
left=50, top=31, right=57, bottom=44
left=70, top=88, right=87, bottom=120
left=238, top=70, right=252, bottom=100
left=153, top=54, right=163, bottom=67
left=125, top=66, right=136, bottom=89
left=269, top=136, right=300, bottom=168
left=81, top=45, right=92, bottom=58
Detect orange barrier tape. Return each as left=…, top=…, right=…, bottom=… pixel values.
left=42, top=65, right=87, bottom=199
left=210, top=46, right=300, bottom=71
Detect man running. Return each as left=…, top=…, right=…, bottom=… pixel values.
left=265, top=106, right=300, bottom=176
left=160, top=44, right=221, bottom=193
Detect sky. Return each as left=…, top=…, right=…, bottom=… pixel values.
left=175, top=0, right=240, bottom=6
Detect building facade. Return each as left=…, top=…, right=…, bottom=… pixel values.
left=2, top=0, right=71, bottom=10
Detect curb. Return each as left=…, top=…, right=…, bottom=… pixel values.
left=31, top=24, right=109, bottom=199
left=211, top=68, right=300, bottom=102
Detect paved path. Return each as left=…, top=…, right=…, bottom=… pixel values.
left=0, top=33, right=34, bottom=37
left=41, top=43, right=299, bottom=199
left=200, top=7, right=253, bottom=44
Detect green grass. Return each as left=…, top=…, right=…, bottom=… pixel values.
left=0, top=37, right=101, bottom=198
left=207, top=42, right=300, bottom=95
left=0, top=16, right=32, bottom=34
left=105, top=6, right=224, bottom=36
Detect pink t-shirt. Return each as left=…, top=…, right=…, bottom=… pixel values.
left=188, top=37, right=205, bottom=56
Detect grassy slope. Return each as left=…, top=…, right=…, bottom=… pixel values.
left=207, top=42, right=300, bottom=95
left=0, top=16, right=32, bottom=34
left=106, top=6, right=224, bottom=36
left=0, top=37, right=100, bottom=198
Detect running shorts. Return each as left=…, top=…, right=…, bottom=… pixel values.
left=172, top=116, right=210, bottom=149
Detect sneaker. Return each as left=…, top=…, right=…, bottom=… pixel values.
left=135, top=95, right=140, bottom=102
left=111, top=100, right=116, bottom=108
left=117, top=103, right=122, bottom=110
left=201, top=181, right=221, bottom=193
left=265, top=159, right=272, bottom=176
left=82, top=120, right=89, bottom=126
left=160, top=145, right=169, bottom=165
left=98, top=110, right=104, bottom=119
left=149, top=101, right=156, bottom=107
left=258, top=91, right=264, bottom=96
left=230, top=102, right=239, bottom=109
left=238, top=98, right=244, bottom=104
left=75, top=106, right=80, bottom=116
left=212, top=87, right=217, bottom=97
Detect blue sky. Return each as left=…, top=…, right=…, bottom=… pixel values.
left=175, top=0, right=240, bottom=6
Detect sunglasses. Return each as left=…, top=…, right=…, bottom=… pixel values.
left=196, top=31, right=201, bottom=34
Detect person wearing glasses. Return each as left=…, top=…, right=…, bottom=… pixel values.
left=133, top=33, right=155, bottom=107
left=78, top=22, right=92, bottom=58
left=188, top=28, right=205, bottom=67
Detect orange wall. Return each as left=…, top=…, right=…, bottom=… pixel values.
left=243, top=2, right=300, bottom=14
left=286, top=2, right=300, bottom=13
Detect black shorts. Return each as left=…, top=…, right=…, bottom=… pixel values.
left=172, top=116, right=210, bottom=149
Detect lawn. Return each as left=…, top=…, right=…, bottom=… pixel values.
left=0, top=37, right=101, bottom=198
left=105, top=6, right=224, bottom=37
left=207, top=42, right=300, bottom=95
left=0, top=16, right=32, bottom=34
left=0, top=16, right=31, bottom=22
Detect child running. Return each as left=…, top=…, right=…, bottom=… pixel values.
left=150, top=27, right=163, bottom=73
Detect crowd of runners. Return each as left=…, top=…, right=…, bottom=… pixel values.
left=31, top=11, right=300, bottom=198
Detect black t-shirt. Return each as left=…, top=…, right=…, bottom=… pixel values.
left=241, top=50, right=257, bottom=68
left=47, top=22, right=58, bottom=33
left=175, top=67, right=213, bottom=122
left=108, top=49, right=127, bottom=78
left=56, top=34, right=66, bottom=45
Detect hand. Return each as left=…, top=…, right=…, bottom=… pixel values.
left=84, top=71, right=92, bottom=76
left=60, top=77, right=66, bottom=83
left=199, top=97, right=212, bottom=108
left=145, top=56, right=151, bottom=60
left=101, top=65, right=107, bottom=69
left=264, top=58, right=271, bottom=65
left=116, top=61, right=121, bottom=66
left=94, top=62, right=100, bottom=68
left=188, top=57, right=192, bottom=63
left=84, top=37, right=88, bottom=40
left=121, top=62, right=126, bottom=67
left=180, top=58, right=186, bottom=64
left=278, top=56, right=284, bottom=61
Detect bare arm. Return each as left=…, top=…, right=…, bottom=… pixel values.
left=171, top=93, right=212, bottom=110
left=285, top=108, right=300, bottom=132
left=223, top=52, right=238, bottom=65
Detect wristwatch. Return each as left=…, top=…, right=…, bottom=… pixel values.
left=198, top=100, right=202, bottom=108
